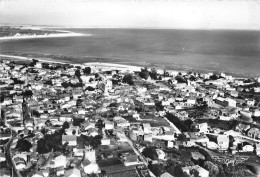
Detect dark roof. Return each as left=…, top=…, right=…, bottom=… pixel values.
left=98, top=158, right=136, bottom=174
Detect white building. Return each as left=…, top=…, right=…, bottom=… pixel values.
left=182, top=165, right=209, bottom=177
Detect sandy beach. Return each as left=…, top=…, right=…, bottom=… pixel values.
left=0, top=54, right=143, bottom=72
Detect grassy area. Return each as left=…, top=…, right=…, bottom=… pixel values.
left=0, top=26, right=61, bottom=37
left=197, top=119, right=239, bottom=130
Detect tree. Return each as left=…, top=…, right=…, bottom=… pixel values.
left=204, top=161, right=219, bottom=177
left=142, top=147, right=158, bottom=160
left=95, top=119, right=104, bottom=129
left=149, top=68, right=158, bottom=80
left=45, top=120, right=52, bottom=127
left=37, top=138, right=51, bottom=154
left=122, top=74, right=134, bottom=85
left=31, top=110, right=40, bottom=117
left=174, top=165, right=190, bottom=177
left=148, top=164, right=166, bottom=176
left=62, top=121, right=70, bottom=130
left=83, top=67, right=91, bottom=75
left=72, top=130, right=76, bottom=135
left=44, top=80, right=53, bottom=86
left=164, top=70, right=170, bottom=77
left=30, top=59, right=39, bottom=67
left=86, top=86, right=95, bottom=91
left=209, top=74, right=219, bottom=80
left=22, top=100, right=30, bottom=124
left=177, top=134, right=188, bottom=141
left=61, top=82, right=70, bottom=88
left=89, top=135, right=102, bottom=149
left=139, top=68, right=150, bottom=80
left=75, top=69, right=81, bottom=78
left=175, top=75, right=187, bottom=83
left=22, top=90, right=33, bottom=98
left=72, top=118, right=85, bottom=126
left=15, top=139, right=32, bottom=152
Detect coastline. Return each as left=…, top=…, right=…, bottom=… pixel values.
left=0, top=53, right=252, bottom=79
left=0, top=31, right=90, bottom=41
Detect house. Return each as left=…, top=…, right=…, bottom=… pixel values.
left=246, top=99, right=255, bottom=106
left=133, top=113, right=140, bottom=119
left=81, top=159, right=100, bottom=174
left=182, top=165, right=209, bottom=177
left=192, top=123, right=208, bottom=133
left=215, top=97, right=236, bottom=107
left=101, top=138, right=110, bottom=145
left=24, top=118, right=34, bottom=128
left=114, top=117, right=130, bottom=127
left=144, top=134, right=153, bottom=142
left=30, top=171, right=44, bottom=177
left=256, top=144, right=260, bottom=156
left=242, top=144, right=254, bottom=152
left=88, top=128, right=99, bottom=137
left=104, top=121, right=114, bottom=130
left=0, top=133, right=11, bottom=140
left=65, top=168, right=81, bottom=177
left=156, top=149, right=166, bottom=160
left=56, top=166, right=65, bottom=176
left=143, top=123, right=151, bottom=134
left=247, top=128, right=260, bottom=139
left=66, top=126, right=79, bottom=136
left=191, top=152, right=205, bottom=162
left=80, top=121, right=95, bottom=130
left=116, top=131, right=128, bottom=142
left=207, top=141, right=219, bottom=150
left=167, top=141, right=174, bottom=148
left=62, top=135, right=77, bottom=146
left=229, top=90, right=238, bottom=97
left=160, top=172, right=174, bottom=177
left=73, top=148, right=85, bottom=157
left=253, top=109, right=260, bottom=117
left=124, top=155, right=141, bottom=166
left=84, top=147, right=96, bottom=162
left=235, top=123, right=251, bottom=133
left=54, top=155, right=67, bottom=168
left=13, top=157, right=26, bottom=170
left=187, top=97, right=196, bottom=105
left=0, top=153, right=6, bottom=162
left=41, top=168, right=50, bottom=177
left=217, top=135, right=230, bottom=151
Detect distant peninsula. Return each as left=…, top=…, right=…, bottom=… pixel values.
left=0, top=26, right=89, bottom=40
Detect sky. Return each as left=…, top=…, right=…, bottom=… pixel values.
left=0, top=0, right=260, bottom=30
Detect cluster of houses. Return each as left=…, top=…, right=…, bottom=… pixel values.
left=1, top=58, right=260, bottom=177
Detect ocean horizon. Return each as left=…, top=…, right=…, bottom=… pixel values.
left=0, top=28, right=260, bottom=77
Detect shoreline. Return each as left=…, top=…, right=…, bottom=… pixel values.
left=0, top=54, right=143, bottom=71
left=0, top=31, right=90, bottom=41
left=0, top=54, right=70, bottom=65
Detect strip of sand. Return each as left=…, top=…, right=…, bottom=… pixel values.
left=0, top=32, right=90, bottom=41
left=0, top=54, right=69, bottom=64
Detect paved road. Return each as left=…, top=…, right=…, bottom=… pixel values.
left=163, top=116, right=182, bottom=134
left=126, top=138, right=156, bottom=177
left=126, top=138, right=148, bottom=166
left=4, top=133, right=21, bottom=177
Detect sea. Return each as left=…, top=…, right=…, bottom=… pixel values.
left=0, top=28, right=260, bottom=77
